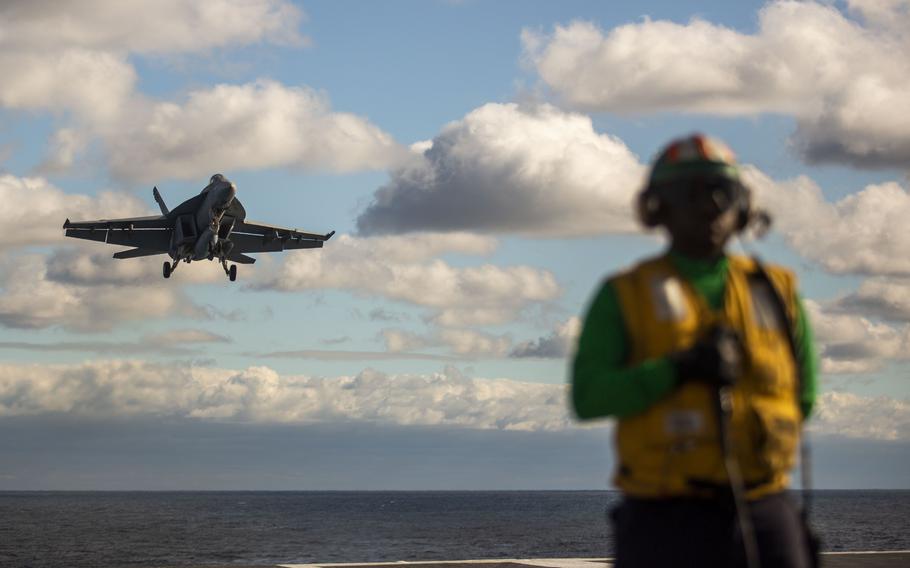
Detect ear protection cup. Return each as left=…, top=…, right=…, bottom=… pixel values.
left=636, top=187, right=663, bottom=228
left=735, top=184, right=751, bottom=231
left=636, top=181, right=754, bottom=232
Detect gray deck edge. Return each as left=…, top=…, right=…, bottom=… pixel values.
left=280, top=552, right=910, bottom=568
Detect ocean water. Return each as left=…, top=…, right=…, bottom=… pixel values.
left=1, top=491, right=908, bottom=567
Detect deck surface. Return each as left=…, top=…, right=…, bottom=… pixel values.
left=280, top=552, right=910, bottom=568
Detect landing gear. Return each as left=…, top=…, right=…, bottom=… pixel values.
left=163, top=260, right=178, bottom=279
left=221, top=258, right=237, bottom=282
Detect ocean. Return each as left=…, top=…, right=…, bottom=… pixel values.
left=2, top=491, right=909, bottom=567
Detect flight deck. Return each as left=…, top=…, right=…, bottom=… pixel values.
left=276, top=553, right=910, bottom=568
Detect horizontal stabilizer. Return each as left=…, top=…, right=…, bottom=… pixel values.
left=228, top=252, right=256, bottom=264
left=113, top=248, right=166, bottom=260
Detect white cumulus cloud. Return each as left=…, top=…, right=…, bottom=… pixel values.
left=0, top=174, right=147, bottom=250
left=523, top=1, right=910, bottom=167
left=0, top=0, right=304, bottom=122
left=805, top=300, right=910, bottom=374
left=105, top=81, right=408, bottom=182
left=0, top=49, right=137, bottom=123
left=810, top=391, right=910, bottom=440
left=746, top=169, right=910, bottom=276
left=0, top=0, right=307, bottom=53
left=0, top=1, right=403, bottom=181
left=834, top=278, right=910, bottom=323
left=511, top=317, right=581, bottom=359
left=256, top=233, right=560, bottom=326
left=356, top=103, right=646, bottom=237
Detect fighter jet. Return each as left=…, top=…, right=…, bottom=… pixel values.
left=62, top=174, right=334, bottom=281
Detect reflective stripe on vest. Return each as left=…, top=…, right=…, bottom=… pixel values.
left=610, top=254, right=801, bottom=500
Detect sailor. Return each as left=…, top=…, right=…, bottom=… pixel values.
left=571, top=134, right=818, bottom=568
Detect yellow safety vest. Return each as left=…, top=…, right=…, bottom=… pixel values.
left=610, top=254, right=802, bottom=500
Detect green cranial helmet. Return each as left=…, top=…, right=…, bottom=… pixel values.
left=647, top=133, right=742, bottom=188
left=638, top=133, right=761, bottom=230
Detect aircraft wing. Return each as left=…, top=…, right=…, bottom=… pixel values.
left=63, top=215, right=172, bottom=252
left=64, top=215, right=169, bottom=231
left=230, top=219, right=334, bottom=254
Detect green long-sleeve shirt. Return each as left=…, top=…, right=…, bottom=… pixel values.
left=571, top=252, right=818, bottom=420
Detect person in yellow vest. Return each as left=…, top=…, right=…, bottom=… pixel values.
left=572, top=134, right=818, bottom=568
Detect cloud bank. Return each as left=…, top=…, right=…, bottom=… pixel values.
left=0, top=362, right=572, bottom=432
left=257, top=232, right=560, bottom=326
left=810, top=391, right=910, bottom=441
left=523, top=1, right=910, bottom=167
left=0, top=360, right=906, bottom=440
left=0, top=253, right=204, bottom=331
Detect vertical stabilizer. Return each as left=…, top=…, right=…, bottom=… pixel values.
left=153, top=186, right=169, bottom=215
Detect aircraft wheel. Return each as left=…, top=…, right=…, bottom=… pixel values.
left=229, top=264, right=237, bottom=282
left=163, top=261, right=171, bottom=279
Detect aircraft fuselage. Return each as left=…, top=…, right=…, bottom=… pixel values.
left=172, top=174, right=237, bottom=262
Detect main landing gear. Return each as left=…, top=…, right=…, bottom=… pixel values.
left=162, top=260, right=178, bottom=279
left=221, top=258, right=237, bottom=282
left=162, top=258, right=236, bottom=281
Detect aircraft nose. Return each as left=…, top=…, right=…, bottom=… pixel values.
left=217, top=183, right=236, bottom=207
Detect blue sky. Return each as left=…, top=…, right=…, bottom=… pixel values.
left=0, top=0, right=908, bottom=489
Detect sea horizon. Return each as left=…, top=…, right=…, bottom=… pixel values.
left=4, top=489, right=909, bottom=567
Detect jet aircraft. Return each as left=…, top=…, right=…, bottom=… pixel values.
left=63, top=174, right=334, bottom=281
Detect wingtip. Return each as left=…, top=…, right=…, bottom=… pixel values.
left=325, top=230, right=336, bottom=240
left=63, top=218, right=71, bottom=229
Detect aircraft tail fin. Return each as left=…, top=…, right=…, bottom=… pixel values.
left=153, top=186, right=169, bottom=215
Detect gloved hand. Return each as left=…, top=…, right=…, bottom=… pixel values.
left=670, top=326, right=743, bottom=387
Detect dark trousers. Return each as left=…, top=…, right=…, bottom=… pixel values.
left=611, top=492, right=810, bottom=568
